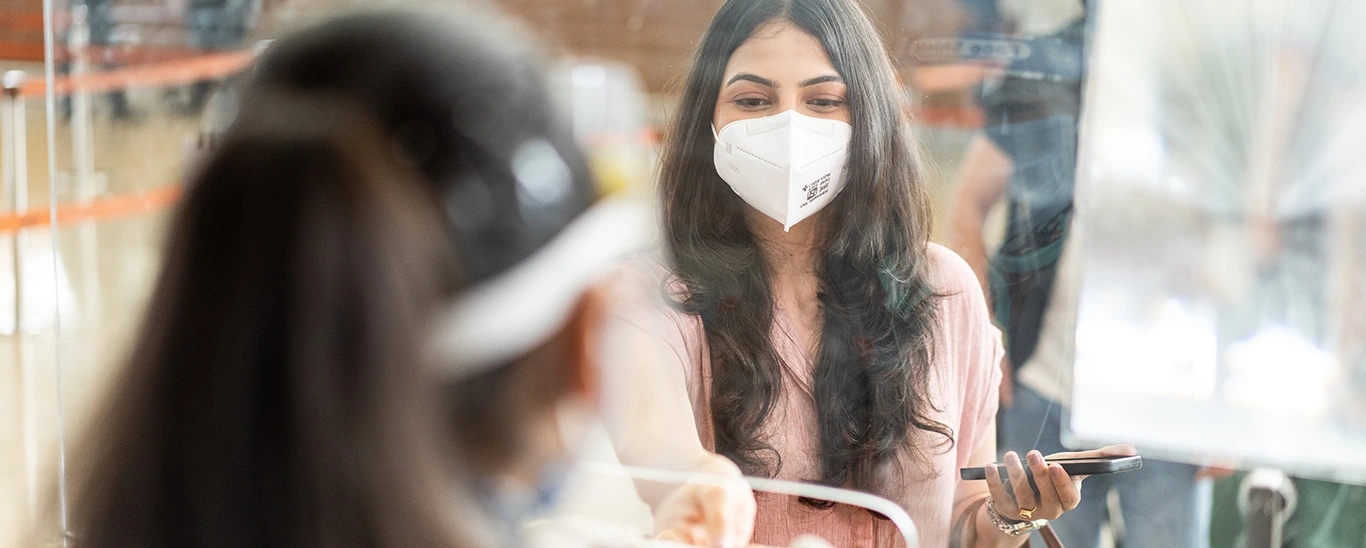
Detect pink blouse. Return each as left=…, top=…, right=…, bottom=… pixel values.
left=611, top=244, right=1004, bottom=548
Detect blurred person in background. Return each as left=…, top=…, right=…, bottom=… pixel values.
left=613, top=0, right=1134, bottom=546
left=946, top=6, right=1204, bottom=548
left=33, top=9, right=755, bottom=548
left=63, top=0, right=131, bottom=119
left=184, top=0, right=257, bottom=111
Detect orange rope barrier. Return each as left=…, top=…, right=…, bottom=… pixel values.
left=18, top=50, right=255, bottom=97
left=912, top=105, right=986, bottom=129
left=0, top=184, right=182, bottom=234
left=51, top=44, right=234, bottom=65
left=0, top=39, right=45, bottom=61
left=0, top=11, right=45, bottom=32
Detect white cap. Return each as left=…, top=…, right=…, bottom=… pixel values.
left=427, top=197, right=655, bottom=377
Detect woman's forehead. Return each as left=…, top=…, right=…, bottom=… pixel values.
left=722, top=21, right=840, bottom=86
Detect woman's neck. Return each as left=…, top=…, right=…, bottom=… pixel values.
left=748, top=209, right=822, bottom=316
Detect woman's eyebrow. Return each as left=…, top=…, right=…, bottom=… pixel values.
left=800, top=75, right=844, bottom=87
left=726, top=73, right=778, bottom=87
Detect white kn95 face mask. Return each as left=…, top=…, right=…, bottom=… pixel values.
left=712, top=110, right=853, bottom=231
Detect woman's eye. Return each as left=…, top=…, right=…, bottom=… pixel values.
left=734, top=97, right=771, bottom=109
left=808, top=98, right=846, bottom=110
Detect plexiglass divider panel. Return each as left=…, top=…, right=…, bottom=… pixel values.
left=1070, top=0, right=1366, bottom=484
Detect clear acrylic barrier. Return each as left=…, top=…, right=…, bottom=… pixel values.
left=1070, top=0, right=1366, bottom=484
left=2, top=0, right=267, bottom=544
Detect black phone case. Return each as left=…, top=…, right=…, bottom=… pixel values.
left=959, top=455, right=1143, bottom=481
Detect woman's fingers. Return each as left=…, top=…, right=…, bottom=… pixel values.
left=654, top=483, right=731, bottom=547
left=671, top=454, right=754, bottom=548
left=730, top=484, right=757, bottom=545
left=1004, top=451, right=1037, bottom=519
left=1047, top=463, right=1082, bottom=511
left=690, top=481, right=754, bottom=548
left=984, top=463, right=1018, bottom=516
left=717, top=481, right=755, bottom=547
left=1026, top=450, right=1063, bottom=519
left=975, top=445, right=1130, bottom=524
left=1045, top=444, right=1137, bottom=460
left=1044, top=444, right=1139, bottom=482
left=653, top=526, right=709, bottom=547
left=690, top=526, right=711, bottom=546
left=654, top=529, right=692, bottom=543
left=698, top=486, right=732, bottom=547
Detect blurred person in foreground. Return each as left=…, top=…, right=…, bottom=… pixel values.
left=32, top=9, right=754, bottom=548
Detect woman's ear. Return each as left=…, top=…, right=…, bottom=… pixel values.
left=564, top=285, right=607, bottom=408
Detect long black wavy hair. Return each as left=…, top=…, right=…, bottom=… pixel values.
left=658, top=0, right=951, bottom=494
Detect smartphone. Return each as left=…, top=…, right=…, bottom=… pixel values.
left=960, top=455, right=1142, bottom=481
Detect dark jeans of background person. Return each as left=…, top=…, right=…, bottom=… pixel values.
left=999, top=385, right=1204, bottom=548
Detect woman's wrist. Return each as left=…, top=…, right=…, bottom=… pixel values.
left=985, top=499, right=1048, bottom=535
left=972, top=499, right=1032, bottom=548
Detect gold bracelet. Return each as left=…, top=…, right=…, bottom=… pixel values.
left=986, top=498, right=1048, bottom=536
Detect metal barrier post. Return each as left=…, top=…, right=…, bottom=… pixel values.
left=70, top=4, right=102, bottom=328
left=70, top=5, right=95, bottom=189
left=1241, top=468, right=1298, bottom=548
left=4, top=71, right=26, bottom=333
left=3, top=68, right=38, bottom=525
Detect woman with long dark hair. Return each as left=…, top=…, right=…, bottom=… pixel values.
left=41, top=10, right=752, bottom=548
left=616, top=0, right=1134, bottom=546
